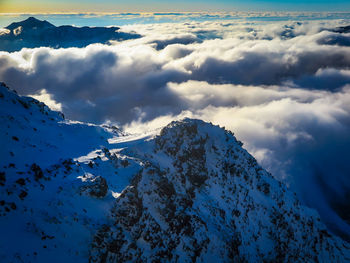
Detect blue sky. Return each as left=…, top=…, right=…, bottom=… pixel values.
left=1, top=0, right=350, bottom=13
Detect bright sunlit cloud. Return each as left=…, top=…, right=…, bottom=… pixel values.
left=1, top=13, right=350, bottom=241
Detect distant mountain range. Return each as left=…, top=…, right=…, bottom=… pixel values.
left=0, top=17, right=141, bottom=52
left=1, top=82, right=349, bottom=262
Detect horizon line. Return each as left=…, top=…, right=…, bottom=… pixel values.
left=2, top=11, right=350, bottom=15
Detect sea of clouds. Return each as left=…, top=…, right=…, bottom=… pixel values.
left=1, top=14, right=350, bottom=240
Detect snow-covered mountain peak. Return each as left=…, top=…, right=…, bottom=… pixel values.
left=93, top=118, right=350, bottom=262
left=0, top=82, right=114, bottom=169
left=1, top=83, right=350, bottom=262
left=154, top=118, right=244, bottom=158
left=0, top=82, right=63, bottom=120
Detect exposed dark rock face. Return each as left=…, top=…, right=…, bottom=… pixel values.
left=80, top=175, right=108, bottom=198
left=89, top=119, right=350, bottom=263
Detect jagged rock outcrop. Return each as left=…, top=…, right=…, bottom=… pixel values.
left=89, top=119, right=350, bottom=262
left=80, top=175, right=109, bottom=198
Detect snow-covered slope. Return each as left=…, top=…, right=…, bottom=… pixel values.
left=0, top=17, right=141, bottom=52
left=0, top=82, right=132, bottom=262
left=1, top=82, right=349, bottom=262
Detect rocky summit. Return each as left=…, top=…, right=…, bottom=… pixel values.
left=0, top=82, right=349, bottom=262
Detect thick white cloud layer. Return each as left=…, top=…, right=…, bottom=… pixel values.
left=1, top=18, right=350, bottom=240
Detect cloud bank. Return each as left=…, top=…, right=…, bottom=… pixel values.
left=1, top=18, right=350, bottom=240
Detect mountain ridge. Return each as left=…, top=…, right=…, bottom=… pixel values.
left=0, top=17, right=141, bottom=52
left=0, top=82, right=349, bottom=262
left=6, top=17, right=55, bottom=31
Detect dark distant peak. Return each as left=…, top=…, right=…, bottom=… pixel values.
left=6, top=16, right=55, bottom=31
left=0, top=17, right=141, bottom=51
left=330, top=25, right=350, bottom=34
left=26, top=16, right=38, bottom=21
